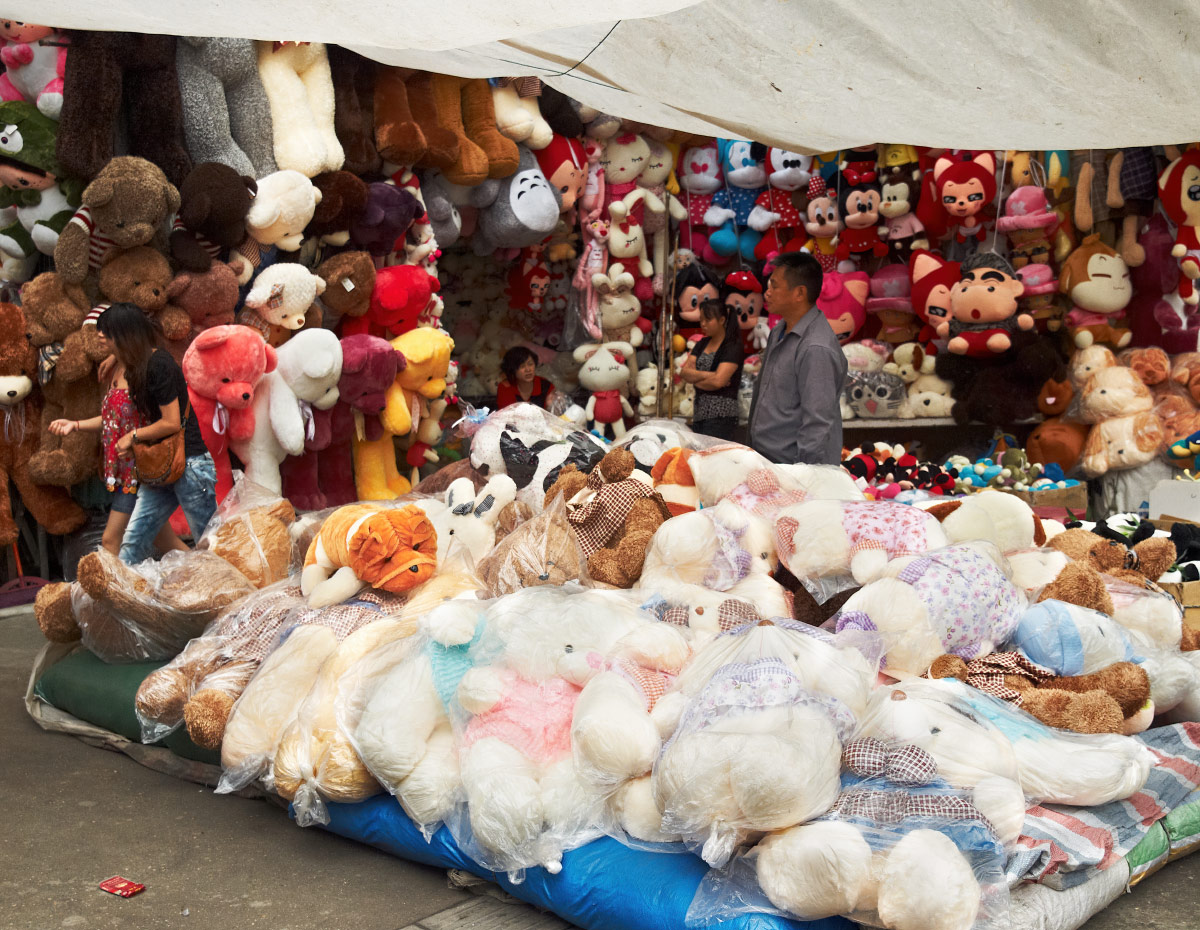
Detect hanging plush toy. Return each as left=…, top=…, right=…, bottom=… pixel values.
left=0, top=22, right=66, bottom=120
left=722, top=268, right=767, bottom=355
left=705, top=139, right=768, bottom=261
left=909, top=249, right=961, bottom=351
left=1157, top=148, right=1200, bottom=306
left=879, top=170, right=926, bottom=264
left=929, top=151, right=997, bottom=244
left=749, top=147, right=812, bottom=261
left=935, top=251, right=1033, bottom=356
left=676, top=140, right=722, bottom=261
left=672, top=257, right=721, bottom=348
left=835, top=170, right=888, bottom=266
left=506, top=253, right=552, bottom=316
left=995, top=186, right=1058, bottom=270
left=637, top=138, right=688, bottom=295
left=865, top=265, right=920, bottom=345
left=1059, top=234, right=1133, bottom=349
left=817, top=270, right=871, bottom=345
left=574, top=341, right=636, bottom=439
left=598, top=132, right=649, bottom=214
left=607, top=196, right=654, bottom=302
left=800, top=176, right=841, bottom=273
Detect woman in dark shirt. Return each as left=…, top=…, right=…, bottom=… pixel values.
left=496, top=346, right=555, bottom=409
left=96, top=304, right=218, bottom=564
left=680, top=298, right=745, bottom=439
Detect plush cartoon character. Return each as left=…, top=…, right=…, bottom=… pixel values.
left=182, top=324, right=278, bottom=502
left=675, top=140, right=722, bottom=261
left=1014, top=262, right=1063, bottom=334
left=843, top=370, right=908, bottom=421
left=301, top=503, right=437, bottom=607
left=590, top=264, right=645, bottom=349
left=52, top=156, right=180, bottom=284
left=470, top=145, right=561, bottom=257
left=926, top=151, right=996, bottom=244
left=534, top=133, right=586, bottom=220
left=749, top=147, right=812, bottom=261
left=671, top=256, right=721, bottom=347
left=169, top=161, right=257, bottom=272
left=239, top=263, right=325, bottom=347
left=0, top=101, right=78, bottom=273
left=800, top=176, right=842, bottom=273
left=574, top=341, right=635, bottom=440
left=722, top=268, right=767, bottom=354
left=908, top=249, right=961, bottom=350
left=634, top=138, right=688, bottom=290
left=1157, top=148, right=1200, bottom=306
left=0, top=300, right=85, bottom=546
left=228, top=328, right=341, bottom=497
left=232, top=169, right=321, bottom=282
left=865, top=265, right=919, bottom=345
left=817, top=270, right=871, bottom=345
left=175, top=38, right=277, bottom=179
left=606, top=196, right=654, bottom=302
left=996, top=185, right=1058, bottom=270
left=705, top=139, right=768, bottom=261
left=253, top=41, right=342, bottom=178
left=835, top=171, right=888, bottom=265
left=55, top=32, right=190, bottom=185
left=936, top=251, right=1032, bottom=356
left=1059, top=234, right=1133, bottom=349
left=0, top=22, right=66, bottom=119
left=597, top=132, right=649, bottom=213
left=879, top=170, right=927, bottom=263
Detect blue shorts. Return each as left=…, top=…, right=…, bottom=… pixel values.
left=110, top=488, right=138, bottom=515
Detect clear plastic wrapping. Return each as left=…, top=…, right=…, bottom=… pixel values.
left=273, top=613, right=418, bottom=826
left=475, top=494, right=589, bottom=597
left=198, top=478, right=299, bottom=589
left=775, top=499, right=951, bottom=604
left=74, top=547, right=257, bottom=663
left=833, top=542, right=1027, bottom=677
left=647, top=618, right=874, bottom=869
left=863, top=677, right=1153, bottom=809
left=613, top=419, right=726, bottom=474
left=687, top=737, right=1012, bottom=930
left=464, top=402, right=607, bottom=511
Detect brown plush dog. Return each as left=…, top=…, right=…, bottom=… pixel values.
left=21, top=273, right=105, bottom=487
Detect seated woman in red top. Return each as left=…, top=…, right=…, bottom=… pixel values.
left=496, top=346, right=555, bottom=409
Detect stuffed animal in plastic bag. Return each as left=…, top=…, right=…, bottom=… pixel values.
left=476, top=494, right=588, bottom=598
left=834, top=542, right=1026, bottom=677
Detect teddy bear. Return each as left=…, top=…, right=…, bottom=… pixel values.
left=301, top=503, right=438, bottom=608
left=167, top=260, right=240, bottom=340
left=543, top=449, right=672, bottom=588
left=52, top=156, right=181, bottom=285
left=231, top=169, right=322, bottom=283
left=97, top=246, right=192, bottom=358
left=924, top=489, right=1051, bottom=555
left=0, top=21, right=66, bottom=119
left=228, top=328, right=342, bottom=497
left=775, top=499, right=950, bottom=603
left=303, top=169, right=368, bottom=252
left=314, top=251, right=375, bottom=330
left=833, top=541, right=1027, bottom=677
left=20, top=272, right=104, bottom=487
left=476, top=495, right=588, bottom=598
left=55, top=32, right=190, bottom=185
left=339, top=264, right=439, bottom=340
left=348, top=181, right=423, bottom=257
left=0, top=300, right=85, bottom=546
left=239, top=263, right=326, bottom=347
left=866, top=677, right=1152, bottom=808
left=1076, top=364, right=1164, bottom=478
left=253, top=41, right=342, bottom=178
left=470, top=145, right=561, bottom=257
left=279, top=334, right=403, bottom=512
left=182, top=324, right=278, bottom=503
left=169, top=161, right=258, bottom=272
left=175, top=38, right=277, bottom=180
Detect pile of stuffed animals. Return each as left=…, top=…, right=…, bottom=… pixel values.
left=31, top=404, right=1200, bottom=930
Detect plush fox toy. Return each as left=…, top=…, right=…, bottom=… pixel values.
left=302, top=503, right=437, bottom=607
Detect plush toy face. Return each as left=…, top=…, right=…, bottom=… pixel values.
left=933, top=153, right=997, bottom=221
left=182, top=325, right=277, bottom=409
left=177, top=163, right=256, bottom=246
left=99, top=247, right=172, bottom=311
left=805, top=195, right=840, bottom=238
left=679, top=282, right=718, bottom=324
left=728, top=290, right=764, bottom=332
left=1070, top=251, right=1133, bottom=314
left=910, top=251, right=961, bottom=327
left=168, top=262, right=240, bottom=328
left=508, top=166, right=559, bottom=230
left=640, top=139, right=676, bottom=186
left=846, top=371, right=907, bottom=418
left=21, top=272, right=88, bottom=344
left=951, top=263, right=1023, bottom=323
left=277, top=328, right=342, bottom=409
left=350, top=507, right=438, bottom=594
left=1157, top=150, right=1200, bottom=228
left=246, top=170, right=321, bottom=251
left=577, top=342, right=634, bottom=392
left=0, top=162, right=53, bottom=191
left=600, top=134, right=650, bottom=185
left=766, top=148, right=813, bottom=191
left=679, top=142, right=722, bottom=195
left=244, top=265, right=326, bottom=330
left=880, top=177, right=918, bottom=219
left=719, top=140, right=766, bottom=188
left=393, top=328, right=453, bottom=399
left=609, top=206, right=646, bottom=258
left=0, top=21, right=53, bottom=41
left=83, top=157, right=181, bottom=250
left=840, top=183, right=882, bottom=230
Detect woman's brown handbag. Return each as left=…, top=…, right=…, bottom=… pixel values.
left=132, top=400, right=189, bottom=487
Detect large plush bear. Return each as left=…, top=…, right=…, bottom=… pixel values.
left=169, top=161, right=258, bottom=272
left=97, top=246, right=192, bottom=360
left=182, top=325, right=278, bottom=502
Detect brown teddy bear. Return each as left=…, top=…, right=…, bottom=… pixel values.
left=477, top=495, right=586, bottom=597
left=98, top=247, right=193, bottom=360
left=0, top=302, right=86, bottom=547
left=167, top=261, right=240, bottom=340
left=930, top=653, right=1152, bottom=735
left=53, top=157, right=181, bottom=285
left=306, top=170, right=369, bottom=247
left=315, top=251, right=376, bottom=330
left=22, top=272, right=105, bottom=488
left=544, top=447, right=673, bottom=588
left=169, top=161, right=258, bottom=272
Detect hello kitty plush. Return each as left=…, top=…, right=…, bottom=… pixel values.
left=676, top=141, right=722, bottom=261
left=0, top=22, right=66, bottom=120
left=574, top=341, right=635, bottom=439
left=705, top=140, right=768, bottom=262
left=750, top=147, right=813, bottom=261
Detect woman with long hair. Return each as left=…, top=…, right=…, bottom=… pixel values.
left=679, top=298, right=745, bottom=440
left=91, top=303, right=217, bottom=564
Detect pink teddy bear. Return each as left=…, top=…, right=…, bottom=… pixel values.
left=0, top=21, right=66, bottom=120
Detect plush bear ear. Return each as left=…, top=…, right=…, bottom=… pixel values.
left=193, top=327, right=231, bottom=349
left=167, top=274, right=191, bottom=299
left=83, top=175, right=116, bottom=208
left=247, top=198, right=283, bottom=230
left=313, top=276, right=327, bottom=297
left=262, top=343, right=279, bottom=374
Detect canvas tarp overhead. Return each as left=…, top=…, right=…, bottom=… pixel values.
left=19, top=0, right=1200, bottom=151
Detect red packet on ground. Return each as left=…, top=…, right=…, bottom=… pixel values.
left=99, top=876, right=145, bottom=898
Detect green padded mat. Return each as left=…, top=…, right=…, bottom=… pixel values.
left=1164, top=792, right=1200, bottom=859
left=34, top=648, right=220, bottom=766
left=1127, top=820, right=1169, bottom=885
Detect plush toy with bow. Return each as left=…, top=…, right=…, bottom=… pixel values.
left=574, top=341, right=635, bottom=439
left=1157, top=148, right=1200, bottom=306
left=748, top=147, right=812, bottom=261
left=607, top=196, right=654, bottom=302
left=676, top=141, right=722, bottom=262
left=705, top=139, right=768, bottom=261
left=835, top=168, right=888, bottom=266
left=182, top=324, right=278, bottom=503
left=800, top=176, right=842, bottom=273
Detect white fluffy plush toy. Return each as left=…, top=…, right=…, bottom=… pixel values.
left=241, top=262, right=327, bottom=339
left=574, top=340, right=636, bottom=440
left=230, top=328, right=342, bottom=495
left=775, top=499, right=949, bottom=600
left=922, top=489, right=1058, bottom=554
left=833, top=541, right=1026, bottom=677
left=431, top=475, right=518, bottom=565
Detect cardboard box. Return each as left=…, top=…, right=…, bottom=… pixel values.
left=1159, top=580, right=1200, bottom=632
left=1150, top=480, right=1200, bottom=523
left=997, top=484, right=1089, bottom=517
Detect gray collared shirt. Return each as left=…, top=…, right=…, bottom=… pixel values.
left=749, top=310, right=848, bottom=465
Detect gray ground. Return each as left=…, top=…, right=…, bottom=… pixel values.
left=1, top=606, right=1197, bottom=930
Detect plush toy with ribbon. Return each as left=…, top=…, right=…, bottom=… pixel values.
left=573, top=341, right=635, bottom=440
left=607, top=195, right=654, bottom=302
left=182, top=324, right=278, bottom=503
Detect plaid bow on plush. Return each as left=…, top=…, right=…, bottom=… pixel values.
left=265, top=283, right=286, bottom=312
left=566, top=470, right=660, bottom=557
left=953, top=652, right=1056, bottom=704
left=37, top=343, right=63, bottom=386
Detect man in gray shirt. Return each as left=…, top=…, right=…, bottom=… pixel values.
left=749, top=251, right=848, bottom=465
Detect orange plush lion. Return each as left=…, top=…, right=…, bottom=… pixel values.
left=302, top=503, right=437, bottom=607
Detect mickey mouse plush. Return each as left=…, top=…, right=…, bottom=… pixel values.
left=835, top=170, right=888, bottom=265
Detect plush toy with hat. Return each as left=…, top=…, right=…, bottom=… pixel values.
left=996, top=185, right=1059, bottom=270
left=748, top=147, right=812, bottom=261
left=817, top=270, right=870, bottom=345
left=865, top=265, right=919, bottom=345
left=705, top=139, right=768, bottom=261
left=0, top=22, right=66, bottom=119
left=800, top=176, right=841, bottom=273
left=1015, top=262, right=1062, bottom=334
left=723, top=268, right=768, bottom=354
left=1060, top=234, right=1134, bottom=349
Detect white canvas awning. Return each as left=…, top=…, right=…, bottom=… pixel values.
left=16, top=0, right=1200, bottom=151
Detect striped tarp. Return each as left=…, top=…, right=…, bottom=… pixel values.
left=1007, top=722, right=1200, bottom=890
